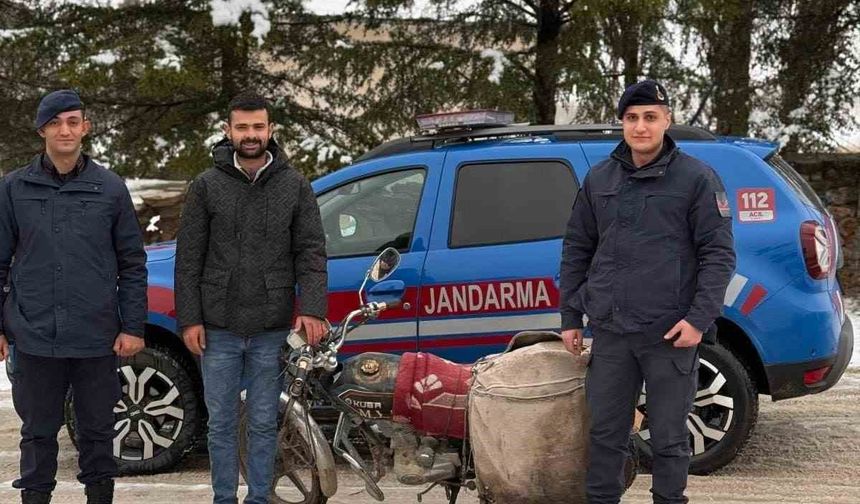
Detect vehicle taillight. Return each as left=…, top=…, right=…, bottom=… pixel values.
left=803, top=366, right=831, bottom=385
left=800, top=221, right=831, bottom=280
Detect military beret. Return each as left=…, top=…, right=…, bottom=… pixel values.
left=35, top=89, right=84, bottom=130
left=617, top=79, right=670, bottom=119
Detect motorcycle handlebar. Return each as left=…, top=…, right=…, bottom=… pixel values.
left=287, top=298, right=402, bottom=374
left=328, top=300, right=397, bottom=352
left=366, top=300, right=401, bottom=311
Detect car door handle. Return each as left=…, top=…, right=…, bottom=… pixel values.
left=369, top=280, right=406, bottom=296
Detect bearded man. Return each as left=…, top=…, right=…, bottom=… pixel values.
left=175, top=92, right=328, bottom=504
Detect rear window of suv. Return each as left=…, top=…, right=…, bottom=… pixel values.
left=450, top=160, right=577, bottom=248
left=767, top=154, right=827, bottom=212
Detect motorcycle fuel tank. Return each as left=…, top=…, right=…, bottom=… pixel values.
left=331, top=352, right=401, bottom=420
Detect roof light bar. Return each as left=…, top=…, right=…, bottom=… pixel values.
left=416, top=110, right=514, bottom=132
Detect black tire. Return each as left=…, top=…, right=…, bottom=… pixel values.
left=634, top=343, right=758, bottom=475
left=238, top=402, right=327, bottom=504
left=65, top=344, right=203, bottom=475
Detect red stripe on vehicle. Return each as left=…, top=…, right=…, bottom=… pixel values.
left=147, top=285, right=177, bottom=318
left=327, top=288, right=420, bottom=323
left=342, top=334, right=517, bottom=354
left=740, top=285, right=767, bottom=316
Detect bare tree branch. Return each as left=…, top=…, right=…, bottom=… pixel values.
left=498, top=0, right=537, bottom=20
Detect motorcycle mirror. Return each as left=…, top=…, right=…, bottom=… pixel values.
left=368, top=247, right=401, bottom=283
left=359, top=248, right=401, bottom=305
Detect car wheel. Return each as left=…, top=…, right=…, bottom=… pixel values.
left=65, top=344, right=203, bottom=475
left=635, top=342, right=758, bottom=475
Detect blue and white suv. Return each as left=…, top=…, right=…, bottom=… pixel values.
left=93, top=120, right=853, bottom=476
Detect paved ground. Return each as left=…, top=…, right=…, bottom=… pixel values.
left=1, top=366, right=858, bottom=503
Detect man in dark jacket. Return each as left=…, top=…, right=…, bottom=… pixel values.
left=559, top=80, right=735, bottom=504
left=0, top=89, right=147, bottom=504
left=175, top=92, right=327, bottom=504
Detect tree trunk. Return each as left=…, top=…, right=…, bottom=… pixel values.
left=217, top=14, right=252, bottom=102
left=533, top=0, right=564, bottom=124
left=620, top=26, right=641, bottom=89
left=708, top=0, right=754, bottom=136
left=776, top=0, right=851, bottom=152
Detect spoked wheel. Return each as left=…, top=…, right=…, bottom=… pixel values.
left=239, top=402, right=327, bottom=504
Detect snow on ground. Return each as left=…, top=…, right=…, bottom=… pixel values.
left=0, top=361, right=9, bottom=392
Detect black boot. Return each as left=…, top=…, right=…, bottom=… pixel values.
left=21, top=489, right=52, bottom=504
left=85, top=479, right=114, bottom=504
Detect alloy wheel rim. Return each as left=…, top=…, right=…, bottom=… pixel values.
left=113, top=365, right=185, bottom=461
left=636, top=357, right=735, bottom=456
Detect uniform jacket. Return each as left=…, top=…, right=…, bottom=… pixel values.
left=560, top=135, right=736, bottom=335
left=0, top=154, right=147, bottom=358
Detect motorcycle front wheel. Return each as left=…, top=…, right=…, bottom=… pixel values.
left=238, top=401, right=327, bottom=504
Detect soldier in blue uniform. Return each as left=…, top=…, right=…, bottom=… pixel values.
left=0, top=90, right=147, bottom=504
left=559, top=80, right=736, bottom=504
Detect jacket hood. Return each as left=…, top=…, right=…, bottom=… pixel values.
left=211, top=137, right=289, bottom=183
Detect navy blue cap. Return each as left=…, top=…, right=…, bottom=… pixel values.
left=617, top=79, right=670, bottom=119
left=35, top=89, right=84, bottom=129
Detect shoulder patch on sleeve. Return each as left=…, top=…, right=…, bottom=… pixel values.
left=715, top=191, right=731, bottom=218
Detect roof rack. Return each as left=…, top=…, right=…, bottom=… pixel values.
left=355, top=124, right=716, bottom=163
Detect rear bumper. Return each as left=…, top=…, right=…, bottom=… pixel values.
left=764, top=315, right=854, bottom=401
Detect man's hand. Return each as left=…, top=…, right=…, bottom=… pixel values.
left=663, top=319, right=703, bottom=348
left=0, top=333, right=9, bottom=361
left=114, top=333, right=145, bottom=357
left=561, top=329, right=584, bottom=355
left=182, top=324, right=206, bottom=356
left=295, top=316, right=328, bottom=346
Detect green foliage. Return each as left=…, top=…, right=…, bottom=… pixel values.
left=1, top=0, right=856, bottom=178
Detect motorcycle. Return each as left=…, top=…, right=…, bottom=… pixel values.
left=237, top=247, right=635, bottom=504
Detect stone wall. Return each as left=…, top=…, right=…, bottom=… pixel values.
left=129, top=180, right=188, bottom=245
left=785, top=153, right=860, bottom=295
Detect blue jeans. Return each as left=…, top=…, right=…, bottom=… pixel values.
left=201, top=328, right=285, bottom=504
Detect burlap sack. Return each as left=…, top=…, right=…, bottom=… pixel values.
left=469, top=333, right=589, bottom=504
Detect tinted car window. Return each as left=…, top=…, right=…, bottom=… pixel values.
left=450, top=161, right=577, bottom=248
left=767, top=154, right=827, bottom=212
left=317, top=169, right=425, bottom=258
